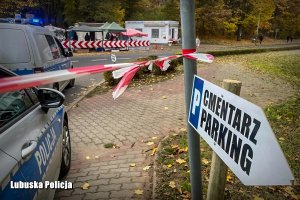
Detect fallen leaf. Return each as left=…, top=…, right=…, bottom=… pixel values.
left=202, top=158, right=209, bottom=165
left=146, top=141, right=154, bottom=146
left=130, top=163, right=136, bottom=167
left=227, top=174, right=233, bottom=183
left=171, top=144, right=179, bottom=149
left=279, top=137, right=285, bottom=141
left=164, top=107, right=169, bottom=110
left=169, top=181, right=176, bottom=188
left=253, top=195, right=264, bottom=200
left=86, top=156, right=90, bottom=160
left=167, top=164, right=172, bottom=168
left=143, top=166, right=151, bottom=171
left=178, top=147, right=188, bottom=153
left=134, top=189, right=143, bottom=195
left=152, top=137, right=158, bottom=140
left=151, top=148, right=157, bottom=156
left=81, top=182, right=90, bottom=190
left=178, top=187, right=183, bottom=194
left=94, top=155, right=99, bottom=159
left=162, top=96, right=167, bottom=99
left=173, top=169, right=177, bottom=173
left=176, top=158, right=186, bottom=164
left=180, top=128, right=186, bottom=132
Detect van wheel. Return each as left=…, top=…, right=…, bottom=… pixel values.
left=59, top=119, right=71, bottom=178
left=53, top=83, right=59, bottom=91
left=67, top=79, right=75, bottom=88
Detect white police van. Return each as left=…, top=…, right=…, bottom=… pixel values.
left=0, top=66, right=71, bottom=199
left=0, top=18, right=75, bottom=91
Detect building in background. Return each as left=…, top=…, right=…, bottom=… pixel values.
left=125, top=21, right=179, bottom=44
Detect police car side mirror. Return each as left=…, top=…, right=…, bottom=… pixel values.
left=37, top=88, right=65, bottom=110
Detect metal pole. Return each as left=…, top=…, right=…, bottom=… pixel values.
left=180, top=1, right=202, bottom=199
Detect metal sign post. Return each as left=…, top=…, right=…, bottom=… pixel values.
left=180, top=1, right=203, bottom=199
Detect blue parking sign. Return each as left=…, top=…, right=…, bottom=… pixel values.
left=188, top=76, right=204, bottom=129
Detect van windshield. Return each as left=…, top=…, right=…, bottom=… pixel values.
left=0, top=29, right=31, bottom=64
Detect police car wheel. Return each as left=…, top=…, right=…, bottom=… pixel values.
left=67, top=79, right=75, bottom=88
left=60, top=119, right=71, bottom=178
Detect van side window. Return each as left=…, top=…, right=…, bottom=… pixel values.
left=0, top=90, right=34, bottom=128
left=36, top=35, right=60, bottom=62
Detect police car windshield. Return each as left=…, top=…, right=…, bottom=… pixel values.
left=0, top=28, right=31, bottom=64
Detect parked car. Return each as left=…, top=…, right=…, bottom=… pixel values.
left=0, top=66, right=71, bottom=199
left=0, top=21, right=74, bottom=91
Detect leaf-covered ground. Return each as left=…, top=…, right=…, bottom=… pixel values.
left=155, top=50, right=300, bottom=199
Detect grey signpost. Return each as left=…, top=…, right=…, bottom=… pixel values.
left=180, top=1, right=202, bottom=199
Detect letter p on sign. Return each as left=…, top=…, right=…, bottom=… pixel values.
left=192, top=89, right=201, bottom=115
left=189, top=77, right=204, bottom=129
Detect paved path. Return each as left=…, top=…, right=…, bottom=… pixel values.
left=55, top=75, right=187, bottom=200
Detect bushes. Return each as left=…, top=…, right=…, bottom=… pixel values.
left=103, top=71, right=118, bottom=86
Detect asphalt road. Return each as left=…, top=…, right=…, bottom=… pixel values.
left=63, top=51, right=172, bottom=105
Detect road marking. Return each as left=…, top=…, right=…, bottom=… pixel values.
left=91, top=59, right=108, bottom=61
left=118, top=58, right=131, bottom=60
left=71, top=60, right=79, bottom=63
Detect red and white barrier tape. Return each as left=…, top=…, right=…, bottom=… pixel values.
left=61, top=40, right=150, bottom=49
left=0, top=52, right=214, bottom=99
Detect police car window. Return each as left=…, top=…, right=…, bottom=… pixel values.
left=0, top=90, right=34, bottom=128
left=27, top=88, right=39, bottom=104
left=0, top=29, right=31, bottom=64
left=36, top=35, right=59, bottom=62
left=54, top=38, right=65, bottom=57
left=45, top=35, right=60, bottom=59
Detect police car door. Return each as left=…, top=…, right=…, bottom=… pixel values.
left=0, top=74, right=63, bottom=199
left=55, top=37, right=72, bottom=90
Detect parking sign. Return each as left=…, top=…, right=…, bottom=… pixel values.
left=188, top=75, right=294, bottom=185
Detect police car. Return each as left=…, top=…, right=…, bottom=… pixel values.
left=0, top=66, right=71, bottom=199
left=0, top=18, right=75, bottom=91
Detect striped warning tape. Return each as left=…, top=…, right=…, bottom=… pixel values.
left=0, top=53, right=214, bottom=99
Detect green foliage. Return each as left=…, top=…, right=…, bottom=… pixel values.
left=103, top=71, right=118, bottom=86
left=3, top=0, right=299, bottom=40
left=64, top=0, right=124, bottom=25
left=148, top=55, right=158, bottom=60
left=223, top=21, right=237, bottom=36
left=0, top=0, right=38, bottom=18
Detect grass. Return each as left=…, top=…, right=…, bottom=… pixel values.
left=215, top=50, right=300, bottom=88
left=246, top=52, right=300, bottom=87
left=265, top=97, right=300, bottom=179
left=207, top=45, right=300, bottom=57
